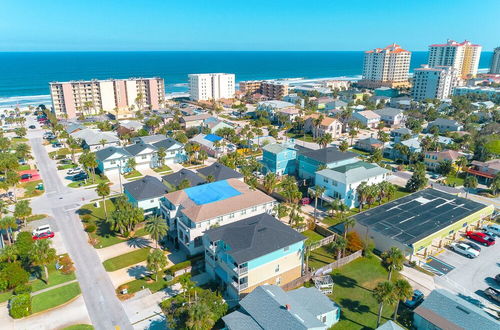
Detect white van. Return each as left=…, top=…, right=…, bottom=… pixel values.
left=32, top=225, right=52, bottom=236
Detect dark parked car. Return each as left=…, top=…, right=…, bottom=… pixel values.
left=462, top=240, right=481, bottom=252
left=72, top=172, right=88, bottom=181
left=28, top=125, right=36, bottom=129
left=20, top=174, right=32, bottom=180
left=403, top=290, right=424, bottom=308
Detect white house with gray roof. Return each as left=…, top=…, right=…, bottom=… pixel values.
left=123, top=175, right=168, bottom=215
left=123, top=143, right=158, bottom=170
left=315, top=161, right=389, bottom=208
left=375, top=107, right=405, bottom=126
left=71, top=128, right=120, bottom=151
left=95, top=146, right=132, bottom=174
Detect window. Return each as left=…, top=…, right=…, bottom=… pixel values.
left=251, top=206, right=257, bottom=212
left=275, top=264, right=280, bottom=273
left=323, top=178, right=329, bottom=183
left=150, top=199, right=155, bottom=203
left=110, top=160, right=116, bottom=165
left=241, top=209, right=246, bottom=215
left=229, top=213, right=234, bottom=219
left=141, top=155, right=147, bottom=160
left=322, top=315, right=327, bottom=323
left=275, top=277, right=281, bottom=285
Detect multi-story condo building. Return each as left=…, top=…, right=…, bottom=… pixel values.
left=239, top=80, right=262, bottom=95
left=188, top=73, right=235, bottom=101
left=160, top=179, right=276, bottom=255
left=428, top=40, right=482, bottom=78
left=50, top=77, right=164, bottom=119
left=412, top=65, right=460, bottom=100
left=490, top=47, right=500, bottom=74
left=203, top=213, right=306, bottom=300
left=453, top=86, right=500, bottom=99
left=261, top=81, right=289, bottom=99
left=359, top=43, right=411, bottom=89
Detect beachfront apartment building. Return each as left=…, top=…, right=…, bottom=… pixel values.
left=261, top=81, right=289, bottom=99
left=49, top=77, right=165, bottom=119
left=428, top=40, right=482, bottom=78
left=412, top=65, right=460, bottom=101
left=203, top=213, right=306, bottom=300
left=188, top=73, right=235, bottom=101
left=239, top=80, right=262, bottom=95
left=160, top=179, right=276, bottom=256
left=490, top=47, right=500, bottom=74
left=359, top=43, right=411, bottom=89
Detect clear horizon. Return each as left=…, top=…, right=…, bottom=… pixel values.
left=2, top=0, right=499, bottom=52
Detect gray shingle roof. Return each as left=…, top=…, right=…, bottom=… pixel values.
left=205, top=213, right=305, bottom=264
left=123, top=175, right=168, bottom=201
left=376, top=321, right=405, bottom=330
left=161, top=169, right=206, bottom=189
left=222, top=310, right=263, bottom=330
left=197, top=162, right=243, bottom=181
left=95, top=146, right=131, bottom=162
left=123, top=143, right=156, bottom=156
left=375, top=107, right=403, bottom=117
left=152, top=137, right=183, bottom=150
left=298, top=147, right=358, bottom=164
left=317, top=161, right=389, bottom=185
left=132, top=135, right=167, bottom=145
left=430, top=118, right=461, bottom=126
left=287, top=287, right=339, bottom=316
left=414, top=289, right=499, bottom=329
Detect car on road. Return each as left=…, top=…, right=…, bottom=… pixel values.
left=484, top=287, right=500, bottom=303
left=449, top=242, right=480, bottom=258
left=462, top=240, right=481, bottom=252
left=28, top=125, right=36, bottom=129
left=482, top=224, right=500, bottom=237
left=67, top=167, right=84, bottom=176
left=32, top=231, right=55, bottom=240
left=466, top=231, right=496, bottom=246
left=72, top=172, right=88, bottom=181
left=403, top=290, right=424, bottom=308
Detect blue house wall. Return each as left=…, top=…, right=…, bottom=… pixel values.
left=262, top=148, right=297, bottom=175
left=298, top=155, right=357, bottom=183
left=247, top=241, right=303, bottom=269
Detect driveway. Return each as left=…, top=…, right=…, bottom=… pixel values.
left=433, top=237, right=500, bottom=312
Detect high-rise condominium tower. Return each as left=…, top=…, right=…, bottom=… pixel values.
left=428, top=40, right=482, bottom=78
left=490, top=47, right=500, bottom=74
left=188, top=73, right=235, bottom=101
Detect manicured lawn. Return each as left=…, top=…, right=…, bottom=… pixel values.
left=11, top=137, right=29, bottom=144
left=123, top=274, right=175, bottom=294
left=153, top=165, right=172, bottom=173
left=330, top=257, right=401, bottom=330
left=20, top=179, right=44, bottom=198
left=32, top=282, right=81, bottom=314
left=27, top=214, right=47, bottom=222
left=103, top=248, right=151, bottom=272
left=309, top=245, right=335, bottom=270
left=30, top=259, right=76, bottom=292
left=124, top=170, right=142, bottom=179
left=0, top=290, right=13, bottom=303
left=18, top=164, right=31, bottom=171
left=57, top=164, right=77, bottom=170
left=349, top=148, right=370, bottom=156
left=285, top=132, right=315, bottom=142
left=63, top=325, right=94, bottom=330
left=68, top=173, right=109, bottom=188
left=445, top=173, right=465, bottom=186
left=302, top=230, right=325, bottom=243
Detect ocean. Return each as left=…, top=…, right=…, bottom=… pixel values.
left=0, top=51, right=493, bottom=108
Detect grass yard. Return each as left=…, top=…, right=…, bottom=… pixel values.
left=68, top=173, right=109, bottom=188
left=153, top=165, right=172, bottom=173
left=285, top=132, right=315, bottom=142
left=63, top=325, right=94, bottom=330
left=103, top=248, right=150, bottom=272
left=30, top=260, right=76, bottom=292
left=11, top=137, right=29, bottom=145
left=330, top=257, right=404, bottom=330
left=20, top=179, right=44, bottom=198
left=302, top=230, right=325, bottom=243
left=124, top=170, right=142, bottom=179
left=27, top=214, right=47, bottom=222
left=445, top=173, right=465, bottom=186
left=308, top=245, right=335, bottom=270
left=349, top=148, right=370, bottom=156
left=32, top=282, right=81, bottom=314
left=57, top=164, right=77, bottom=170
left=0, top=290, right=13, bottom=303
left=18, top=164, right=31, bottom=171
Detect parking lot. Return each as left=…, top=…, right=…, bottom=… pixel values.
left=433, top=234, right=500, bottom=311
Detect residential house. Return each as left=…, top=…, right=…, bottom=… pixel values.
left=413, top=289, right=499, bottom=330
left=203, top=117, right=233, bottom=134
left=123, top=143, right=158, bottom=170
left=427, top=118, right=463, bottom=133
left=282, top=93, right=304, bottom=107
left=190, top=133, right=228, bottom=157
left=389, top=96, right=412, bottom=110
left=352, top=110, right=381, bottom=128
left=197, top=162, right=244, bottom=182
left=71, top=128, right=120, bottom=151
left=467, top=159, right=500, bottom=184
left=132, top=134, right=167, bottom=145
left=180, top=113, right=211, bottom=129
left=275, top=107, right=300, bottom=123
left=162, top=169, right=206, bottom=192
left=390, top=127, right=414, bottom=142
left=152, top=138, right=186, bottom=164
left=383, top=138, right=421, bottom=161
left=355, top=137, right=383, bottom=152
left=376, top=321, right=405, bottom=330
left=64, top=123, right=85, bottom=135
left=325, top=99, right=348, bottom=111
left=204, top=214, right=306, bottom=300
left=423, top=149, right=461, bottom=171
left=160, top=179, right=276, bottom=255
left=315, top=161, right=389, bottom=208
left=223, top=285, right=341, bottom=329
left=314, top=97, right=335, bottom=110
left=421, top=134, right=454, bottom=146
left=118, top=120, right=143, bottom=132
left=123, top=175, right=168, bottom=215
left=374, top=108, right=405, bottom=126
left=257, top=100, right=295, bottom=117
left=297, top=146, right=358, bottom=182
left=303, top=114, right=342, bottom=138
left=370, top=95, right=391, bottom=106
left=262, top=142, right=297, bottom=176
left=339, top=90, right=365, bottom=103
left=95, top=146, right=132, bottom=174
left=471, top=100, right=495, bottom=110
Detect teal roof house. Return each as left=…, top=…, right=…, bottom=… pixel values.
left=262, top=142, right=297, bottom=176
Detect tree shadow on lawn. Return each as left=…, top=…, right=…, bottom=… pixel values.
left=95, top=220, right=116, bottom=239
left=338, top=313, right=372, bottom=330
left=340, top=298, right=370, bottom=314
left=127, top=236, right=152, bottom=248
left=128, top=265, right=150, bottom=279
left=331, top=274, right=357, bottom=288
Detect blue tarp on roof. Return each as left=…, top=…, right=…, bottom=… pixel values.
left=184, top=180, right=241, bottom=205
left=205, top=134, right=223, bottom=142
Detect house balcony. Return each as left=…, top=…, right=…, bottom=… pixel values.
left=231, top=265, right=248, bottom=276
left=230, top=280, right=249, bottom=292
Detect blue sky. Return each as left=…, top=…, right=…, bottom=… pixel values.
left=1, top=0, right=499, bottom=51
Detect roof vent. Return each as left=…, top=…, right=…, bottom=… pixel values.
left=285, top=304, right=291, bottom=310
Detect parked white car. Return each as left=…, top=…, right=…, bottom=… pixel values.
left=449, top=242, right=480, bottom=259
left=483, top=224, right=500, bottom=237
left=67, top=167, right=84, bottom=176
left=32, top=225, right=52, bottom=236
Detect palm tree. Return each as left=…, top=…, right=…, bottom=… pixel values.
left=339, top=140, right=349, bottom=152
left=14, top=200, right=32, bottom=227
left=99, top=139, right=107, bottom=148
left=263, top=173, right=278, bottom=194
left=330, top=236, right=347, bottom=260
left=312, top=185, right=326, bottom=224
left=392, top=279, right=413, bottom=321
left=96, top=182, right=110, bottom=218
left=356, top=182, right=368, bottom=211
left=206, top=175, right=215, bottom=183
left=157, top=147, right=167, bottom=168
left=186, top=301, right=215, bottom=329
left=145, top=216, right=168, bottom=248
left=146, top=248, right=168, bottom=282
left=456, top=156, right=467, bottom=176
left=0, top=244, right=18, bottom=263
left=273, top=203, right=289, bottom=221
left=373, top=281, right=396, bottom=327
left=381, top=247, right=405, bottom=281
left=464, top=175, right=478, bottom=198
left=0, top=216, right=17, bottom=245
left=343, top=217, right=356, bottom=238
left=177, top=179, right=191, bottom=190
left=317, top=133, right=333, bottom=149
left=179, top=273, right=196, bottom=303
left=490, top=173, right=500, bottom=196
left=31, top=239, right=57, bottom=284
left=126, top=157, right=137, bottom=173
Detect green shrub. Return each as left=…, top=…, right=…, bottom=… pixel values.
left=1, top=263, right=29, bottom=289
left=9, top=293, right=32, bottom=318
left=0, top=277, right=8, bottom=292
left=85, top=224, right=96, bottom=233
left=166, top=260, right=192, bottom=275
left=81, top=214, right=92, bottom=222
left=13, top=284, right=32, bottom=295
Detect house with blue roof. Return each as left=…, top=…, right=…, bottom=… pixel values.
left=123, top=176, right=168, bottom=215
left=262, top=142, right=297, bottom=175
left=297, top=146, right=359, bottom=183
left=204, top=213, right=306, bottom=301
left=223, top=284, right=340, bottom=329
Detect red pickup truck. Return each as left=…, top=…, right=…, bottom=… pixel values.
left=466, top=231, right=495, bottom=246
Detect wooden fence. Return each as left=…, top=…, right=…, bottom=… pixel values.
left=313, top=250, right=363, bottom=276
left=309, top=235, right=336, bottom=251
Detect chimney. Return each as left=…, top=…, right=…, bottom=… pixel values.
left=285, top=304, right=291, bottom=311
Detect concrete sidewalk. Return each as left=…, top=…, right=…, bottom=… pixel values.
left=400, top=265, right=436, bottom=296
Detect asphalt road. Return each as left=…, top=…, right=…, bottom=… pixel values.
left=27, top=118, right=133, bottom=330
